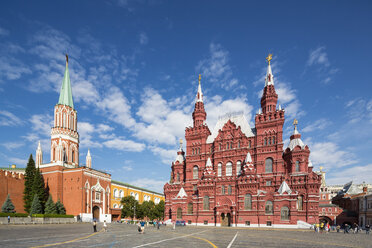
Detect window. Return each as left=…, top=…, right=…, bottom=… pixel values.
left=226, top=143, right=229, bottom=150
left=113, top=204, right=118, bottom=208
left=272, top=136, right=276, bottom=144
left=177, top=208, right=182, bottom=219
left=245, top=221, right=250, bottom=226
left=281, top=206, right=290, bottom=220
left=248, top=140, right=251, bottom=148
left=238, top=141, right=240, bottom=148
left=193, top=166, right=198, bottom=179
left=95, top=192, right=101, bottom=201
left=193, top=185, right=197, bottom=192
left=221, top=186, right=225, bottom=195
left=265, top=201, right=273, bottom=214
left=219, top=144, right=222, bottom=151
left=72, top=150, right=74, bottom=163
left=268, top=137, right=271, bottom=145
left=218, top=163, right=222, bottom=177
left=198, top=148, right=201, bottom=154
left=187, top=203, right=193, bottom=214
left=236, top=161, right=241, bottom=175
left=204, top=220, right=208, bottom=225
left=120, top=190, right=124, bottom=198
left=135, top=193, right=139, bottom=201
left=244, top=194, right=252, bottom=210
left=177, top=173, right=180, bottom=182
left=267, top=221, right=272, bottom=226
left=264, top=138, right=267, bottom=146
left=297, top=196, right=303, bottom=210
left=203, top=196, right=209, bottom=210
left=228, top=185, right=232, bottom=195
left=226, top=162, right=232, bottom=176
left=266, top=181, right=271, bottom=186
left=265, top=158, right=273, bottom=173
left=188, top=220, right=192, bottom=224
left=295, top=161, right=300, bottom=172
left=114, top=189, right=118, bottom=198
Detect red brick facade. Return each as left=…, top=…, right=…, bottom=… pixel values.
left=0, top=170, right=25, bottom=213
left=164, top=59, right=321, bottom=228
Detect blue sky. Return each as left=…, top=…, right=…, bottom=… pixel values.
left=0, top=0, right=371, bottom=192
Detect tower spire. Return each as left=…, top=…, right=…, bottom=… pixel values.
left=265, top=53, right=274, bottom=86
left=196, top=74, right=203, bottom=102
left=36, top=141, right=43, bottom=168
left=58, top=54, right=74, bottom=108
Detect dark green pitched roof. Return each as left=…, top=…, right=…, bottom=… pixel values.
left=58, top=59, right=74, bottom=108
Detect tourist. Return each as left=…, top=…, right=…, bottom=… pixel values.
left=93, top=219, right=97, bottom=232
left=103, top=220, right=107, bottom=232
left=157, top=220, right=160, bottom=230
left=336, top=225, right=341, bottom=233
left=353, top=223, right=358, bottom=234
left=7, top=216, right=10, bottom=224
left=140, top=220, right=145, bottom=233
left=344, top=224, right=348, bottom=234
left=173, top=221, right=176, bottom=230
left=365, top=224, right=370, bottom=234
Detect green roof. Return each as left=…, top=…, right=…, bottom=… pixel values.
left=0, top=167, right=25, bottom=171
left=111, top=180, right=164, bottom=196
left=58, top=60, right=74, bottom=108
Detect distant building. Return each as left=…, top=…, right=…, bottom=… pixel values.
left=164, top=55, right=321, bottom=228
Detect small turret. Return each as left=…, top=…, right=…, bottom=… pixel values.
left=86, top=149, right=92, bottom=168
left=36, top=141, right=43, bottom=168
left=192, top=74, right=207, bottom=127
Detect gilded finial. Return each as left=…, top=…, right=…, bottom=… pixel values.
left=65, top=54, right=69, bottom=65
left=180, top=138, right=183, bottom=146
left=319, top=166, right=323, bottom=171
left=198, top=74, right=201, bottom=85
left=293, top=118, right=298, bottom=127
left=266, top=53, right=273, bottom=65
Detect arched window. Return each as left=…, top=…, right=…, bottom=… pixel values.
left=248, top=140, right=251, bottom=148
left=244, top=194, right=252, bottom=210
left=265, top=201, right=273, bottom=214
left=297, top=196, right=303, bottom=210
left=226, top=162, right=232, bottom=176
left=193, top=166, right=198, bottom=179
left=226, top=143, right=229, bottom=150
left=187, top=202, right=193, bottom=214
left=72, top=150, right=74, bottom=163
left=295, top=161, right=300, bottom=172
left=272, top=136, right=276, bottom=144
left=120, top=190, right=124, bottom=198
left=228, top=185, right=232, bottom=195
left=238, top=141, right=240, bottom=148
left=268, top=137, right=271, bottom=145
left=113, top=204, right=118, bottom=208
left=177, top=208, right=182, bottom=219
left=219, top=144, right=222, bottom=151
left=192, top=149, right=194, bottom=155
left=203, top=196, right=209, bottom=210
left=198, top=148, right=201, bottom=154
left=281, top=206, right=290, bottom=220
left=265, top=158, right=273, bottom=173
left=236, top=161, right=241, bottom=175
left=218, top=163, right=222, bottom=177
left=264, top=138, right=267, bottom=146
left=221, top=186, right=225, bottom=195
left=114, top=189, right=118, bottom=198
left=135, top=193, right=139, bottom=201
left=177, top=172, right=180, bottom=182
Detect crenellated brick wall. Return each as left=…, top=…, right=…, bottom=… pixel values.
left=0, top=170, right=25, bottom=213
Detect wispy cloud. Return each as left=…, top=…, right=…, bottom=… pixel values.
left=0, top=27, right=9, bottom=36
left=306, top=46, right=338, bottom=84
left=327, top=164, right=372, bottom=185
left=0, top=110, right=23, bottom=126
left=139, top=32, right=148, bottom=45
left=196, top=43, right=239, bottom=90
left=302, top=118, right=330, bottom=133
left=1, top=142, right=24, bottom=150
left=103, top=138, right=146, bottom=152
left=129, top=177, right=167, bottom=193
left=345, top=97, right=372, bottom=124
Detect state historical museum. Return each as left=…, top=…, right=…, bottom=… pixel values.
left=164, top=55, right=321, bottom=228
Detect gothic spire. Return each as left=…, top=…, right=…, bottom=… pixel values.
left=265, top=54, right=274, bottom=87
left=58, top=54, right=74, bottom=108
left=196, top=74, right=203, bottom=102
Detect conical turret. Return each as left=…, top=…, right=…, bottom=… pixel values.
left=58, top=54, right=74, bottom=108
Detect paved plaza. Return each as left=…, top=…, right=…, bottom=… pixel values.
left=0, top=223, right=371, bottom=248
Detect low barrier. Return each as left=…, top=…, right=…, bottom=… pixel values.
left=0, top=216, right=76, bottom=225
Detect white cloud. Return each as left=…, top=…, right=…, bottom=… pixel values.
left=0, top=110, right=23, bottom=126
left=129, top=178, right=167, bottom=193
left=122, top=165, right=133, bottom=171
left=302, top=118, right=330, bottom=133
left=1, top=142, right=24, bottom=150
left=345, top=97, right=372, bottom=124
left=307, top=46, right=330, bottom=67
left=327, top=164, right=372, bottom=185
left=8, top=157, right=28, bottom=166
left=139, top=32, right=148, bottom=45
left=149, top=145, right=177, bottom=165
left=309, top=141, right=355, bottom=169
left=0, top=57, right=32, bottom=81
left=103, top=138, right=145, bottom=152
left=196, top=43, right=239, bottom=89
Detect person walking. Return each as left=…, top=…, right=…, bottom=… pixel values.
left=103, top=220, right=107, bottom=232
left=344, top=224, right=348, bottom=234
left=365, top=224, right=370, bottom=235
left=140, top=220, right=145, bottom=234
left=157, top=220, right=160, bottom=230
left=93, top=219, right=97, bottom=232
left=7, top=216, right=10, bottom=224
left=336, top=225, right=340, bottom=233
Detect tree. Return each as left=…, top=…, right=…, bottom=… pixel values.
left=32, top=168, right=46, bottom=212
left=44, top=195, right=57, bottom=214
left=153, top=200, right=165, bottom=220
left=30, top=195, right=42, bottom=214
left=140, top=200, right=155, bottom=220
left=23, top=154, right=36, bottom=213
left=1, top=194, right=15, bottom=213
left=55, top=199, right=66, bottom=215
left=121, top=196, right=139, bottom=219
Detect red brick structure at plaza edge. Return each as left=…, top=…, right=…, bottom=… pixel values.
left=164, top=55, right=322, bottom=228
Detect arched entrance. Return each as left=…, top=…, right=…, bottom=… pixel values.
left=93, top=206, right=100, bottom=221
left=221, top=213, right=231, bottom=227
left=319, top=216, right=332, bottom=225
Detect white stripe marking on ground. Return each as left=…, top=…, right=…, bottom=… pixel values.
left=131, top=230, right=208, bottom=248
left=227, top=231, right=238, bottom=248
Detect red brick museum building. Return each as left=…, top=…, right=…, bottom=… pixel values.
left=164, top=55, right=322, bottom=228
